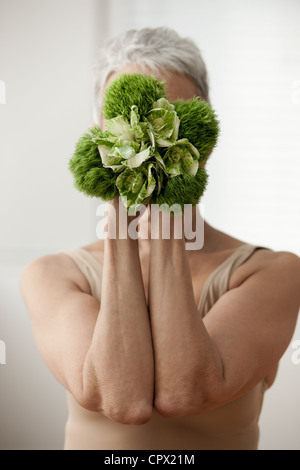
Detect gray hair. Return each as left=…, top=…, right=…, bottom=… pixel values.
left=93, top=27, right=210, bottom=125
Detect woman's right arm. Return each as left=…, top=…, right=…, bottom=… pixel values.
left=20, top=198, right=154, bottom=424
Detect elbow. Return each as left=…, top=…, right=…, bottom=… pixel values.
left=75, top=391, right=153, bottom=425
left=154, top=390, right=219, bottom=418
left=103, top=402, right=153, bottom=425
left=155, top=363, right=227, bottom=418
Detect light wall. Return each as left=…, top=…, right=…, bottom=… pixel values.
left=0, top=0, right=105, bottom=450
left=0, top=0, right=101, bottom=262
left=0, top=0, right=299, bottom=450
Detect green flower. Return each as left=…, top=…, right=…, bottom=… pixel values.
left=91, top=96, right=201, bottom=211
left=69, top=73, right=219, bottom=214
left=145, top=98, right=180, bottom=147
left=163, top=138, right=200, bottom=177
left=99, top=143, right=152, bottom=173
left=96, top=106, right=153, bottom=173
left=116, top=163, right=156, bottom=214
left=130, top=105, right=146, bottom=141
left=105, top=115, right=136, bottom=142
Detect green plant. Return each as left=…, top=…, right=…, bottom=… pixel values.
left=69, top=73, right=219, bottom=213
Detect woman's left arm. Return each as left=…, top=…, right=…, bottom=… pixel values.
left=149, top=215, right=300, bottom=418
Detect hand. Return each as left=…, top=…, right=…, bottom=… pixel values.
left=149, top=204, right=185, bottom=241
left=149, top=204, right=203, bottom=250
left=104, top=196, right=147, bottom=240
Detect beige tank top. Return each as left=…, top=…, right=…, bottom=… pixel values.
left=59, top=243, right=268, bottom=450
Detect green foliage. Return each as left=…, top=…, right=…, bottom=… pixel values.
left=68, top=128, right=118, bottom=200
left=116, top=163, right=156, bottom=214
left=174, top=98, right=219, bottom=163
left=103, top=73, right=167, bottom=121
left=69, top=73, right=219, bottom=211
left=152, top=167, right=208, bottom=211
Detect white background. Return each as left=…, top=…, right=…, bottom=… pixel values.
left=0, top=0, right=299, bottom=450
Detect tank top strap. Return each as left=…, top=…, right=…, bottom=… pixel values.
left=58, top=248, right=103, bottom=302
left=198, top=244, right=266, bottom=318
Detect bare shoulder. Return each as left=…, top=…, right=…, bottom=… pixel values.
left=20, top=253, right=67, bottom=285
left=20, top=251, right=91, bottom=304
left=230, top=247, right=300, bottom=301
left=20, top=240, right=107, bottom=303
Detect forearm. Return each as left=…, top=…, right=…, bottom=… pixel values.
left=149, top=232, right=223, bottom=416
left=83, top=205, right=154, bottom=424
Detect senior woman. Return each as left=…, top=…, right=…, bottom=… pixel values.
left=20, top=27, right=300, bottom=450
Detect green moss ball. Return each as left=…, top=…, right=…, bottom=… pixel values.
left=69, top=128, right=118, bottom=200
left=152, top=167, right=208, bottom=210
left=174, top=98, right=219, bottom=163
left=103, top=73, right=167, bottom=121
